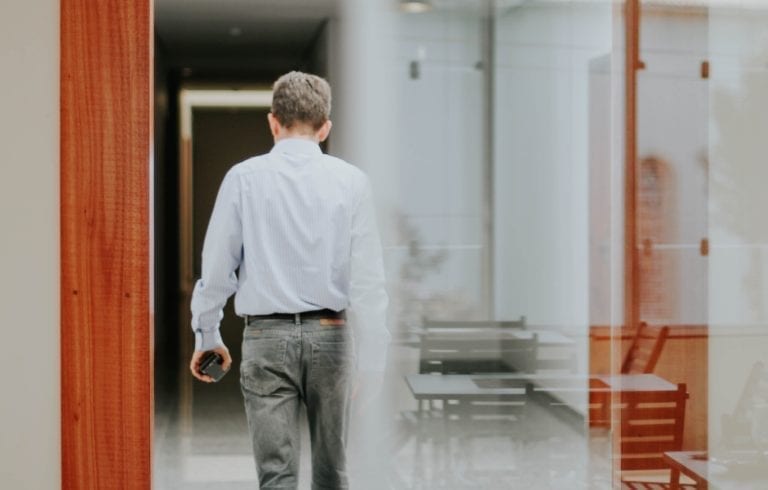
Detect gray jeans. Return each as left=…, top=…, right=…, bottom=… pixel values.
left=239, top=317, right=356, bottom=490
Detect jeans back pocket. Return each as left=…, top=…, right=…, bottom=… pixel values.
left=240, top=337, right=288, bottom=396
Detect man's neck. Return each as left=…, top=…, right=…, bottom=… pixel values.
left=274, top=133, right=320, bottom=144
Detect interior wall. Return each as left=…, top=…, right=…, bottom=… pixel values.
left=0, top=0, right=60, bottom=488
left=638, top=9, right=709, bottom=326
left=154, top=35, right=180, bottom=402
left=393, top=9, right=486, bottom=323
left=493, top=3, right=613, bottom=333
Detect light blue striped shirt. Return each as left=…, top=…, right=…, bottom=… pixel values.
left=190, top=138, right=390, bottom=372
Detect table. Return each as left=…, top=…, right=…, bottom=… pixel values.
left=416, top=327, right=576, bottom=347
left=406, top=373, right=677, bottom=400
left=403, top=373, right=678, bottom=486
left=664, top=450, right=768, bottom=490
left=664, top=451, right=709, bottom=489
left=406, top=372, right=678, bottom=427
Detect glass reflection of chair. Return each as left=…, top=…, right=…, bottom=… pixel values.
left=661, top=362, right=768, bottom=490
left=444, top=381, right=534, bottom=486
left=401, top=330, right=538, bottom=487
left=721, top=361, right=768, bottom=448
left=418, top=332, right=538, bottom=375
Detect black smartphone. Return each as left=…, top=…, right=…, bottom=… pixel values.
left=199, top=351, right=227, bottom=382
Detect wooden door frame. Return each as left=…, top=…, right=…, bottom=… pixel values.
left=60, top=1, right=153, bottom=488
left=58, top=1, right=655, bottom=487
left=176, top=89, right=273, bottom=431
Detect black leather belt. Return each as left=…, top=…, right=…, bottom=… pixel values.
left=244, top=308, right=346, bottom=325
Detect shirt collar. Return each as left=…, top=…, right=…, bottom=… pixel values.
left=270, top=137, right=322, bottom=157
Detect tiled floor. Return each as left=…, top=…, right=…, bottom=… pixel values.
left=154, top=345, right=613, bottom=489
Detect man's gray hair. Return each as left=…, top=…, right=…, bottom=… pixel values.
left=271, top=71, right=332, bottom=130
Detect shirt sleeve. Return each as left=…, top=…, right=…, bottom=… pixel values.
left=348, top=175, right=391, bottom=372
left=190, top=170, right=243, bottom=351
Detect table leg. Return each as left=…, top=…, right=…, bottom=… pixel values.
left=413, top=400, right=424, bottom=488
left=669, top=467, right=681, bottom=490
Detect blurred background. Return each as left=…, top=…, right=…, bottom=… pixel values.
left=152, top=1, right=768, bottom=488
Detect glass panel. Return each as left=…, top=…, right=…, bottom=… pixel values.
left=708, top=1, right=768, bottom=487
left=154, top=1, right=617, bottom=489
left=388, top=1, right=613, bottom=488
left=613, top=1, right=712, bottom=486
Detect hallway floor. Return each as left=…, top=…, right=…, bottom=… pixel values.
left=154, top=345, right=613, bottom=489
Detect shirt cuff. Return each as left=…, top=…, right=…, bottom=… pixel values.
left=194, top=329, right=224, bottom=352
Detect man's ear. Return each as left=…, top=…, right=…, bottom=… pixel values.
left=267, top=112, right=281, bottom=138
left=317, top=119, right=332, bottom=142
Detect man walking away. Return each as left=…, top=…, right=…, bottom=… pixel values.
left=188, top=71, right=390, bottom=490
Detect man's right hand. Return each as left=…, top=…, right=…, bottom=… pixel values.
left=189, top=345, right=233, bottom=383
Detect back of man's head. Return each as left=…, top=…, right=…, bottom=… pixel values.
left=271, top=71, right=332, bottom=131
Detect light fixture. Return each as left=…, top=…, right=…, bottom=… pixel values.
left=400, top=0, right=432, bottom=13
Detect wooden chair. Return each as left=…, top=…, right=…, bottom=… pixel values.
left=615, top=383, right=697, bottom=489
left=586, top=323, right=671, bottom=430
left=444, top=382, right=534, bottom=483
left=622, top=322, right=670, bottom=374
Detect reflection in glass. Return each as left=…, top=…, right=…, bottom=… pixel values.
left=151, top=0, right=768, bottom=488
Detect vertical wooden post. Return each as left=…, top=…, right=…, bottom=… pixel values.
left=616, top=0, right=642, bottom=485
left=624, top=0, right=641, bottom=334
left=61, top=1, right=152, bottom=488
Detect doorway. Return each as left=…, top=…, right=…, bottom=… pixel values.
left=154, top=89, right=279, bottom=487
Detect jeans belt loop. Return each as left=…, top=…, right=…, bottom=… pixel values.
left=294, top=313, right=301, bottom=325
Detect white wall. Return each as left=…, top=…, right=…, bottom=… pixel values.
left=0, top=1, right=60, bottom=488
left=494, top=2, right=613, bottom=331
left=393, top=9, right=486, bottom=324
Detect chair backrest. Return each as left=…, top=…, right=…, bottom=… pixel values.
left=419, top=332, right=538, bottom=374
left=534, top=345, right=578, bottom=374
left=615, top=383, right=688, bottom=471
left=621, top=322, right=670, bottom=374
left=422, top=315, right=526, bottom=330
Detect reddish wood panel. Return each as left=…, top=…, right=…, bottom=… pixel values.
left=590, top=325, right=708, bottom=451
left=623, top=0, right=641, bottom=341
left=61, top=1, right=152, bottom=488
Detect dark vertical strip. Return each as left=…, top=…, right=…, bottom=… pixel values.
left=61, top=0, right=152, bottom=488
left=624, top=0, right=641, bottom=334
left=482, top=4, right=496, bottom=318
left=615, top=0, right=642, bottom=484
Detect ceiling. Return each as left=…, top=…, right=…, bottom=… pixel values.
left=156, top=0, right=593, bottom=79
left=155, top=0, right=339, bottom=77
